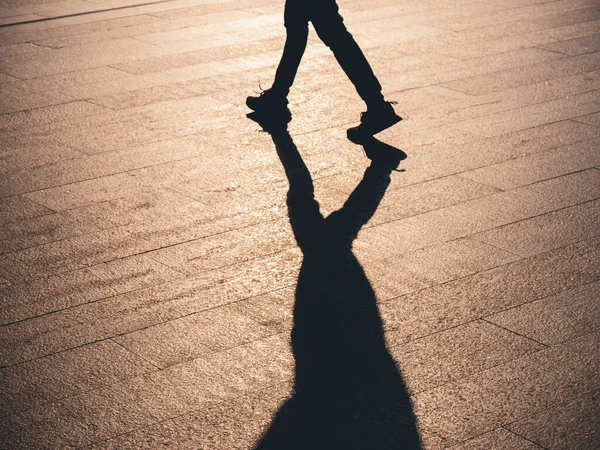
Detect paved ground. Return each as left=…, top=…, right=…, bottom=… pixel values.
left=1, top=0, right=599, bottom=448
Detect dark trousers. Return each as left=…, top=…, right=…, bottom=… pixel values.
left=271, top=0, right=384, bottom=107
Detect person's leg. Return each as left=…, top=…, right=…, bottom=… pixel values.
left=270, top=0, right=310, bottom=97
left=310, top=1, right=401, bottom=140
left=310, top=2, right=384, bottom=108
left=247, top=0, right=309, bottom=112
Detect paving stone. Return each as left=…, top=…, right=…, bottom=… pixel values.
left=459, top=137, right=600, bottom=189
left=390, top=320, right=543, bottom=393
left=0, top=42, right=44, bottom=57
left=360, top=237, right=521, bottom=289
left=379, top=237, right=600, bottom=345
left=506, top=390, right=600, bottom=450
left=1, top=37, right=169, bottom=79
left=0, top=253, right=184, bottom=325
left=443, top=50, right=600, bottom=96
left=471, top=199, right=600, bottom=257
left=148, top=219, right=295, bottom=274
left=0, top=141, right=83, bottom=174
left=574, top=110, right=600, bottom=127
left=0, top=226, right=155, bottom=283
left=423, top=15, right=600, bottom=57
left=16, top=66, right=138, bottom=95
left=113, top=304, right=278, bottom=368
left=0, top=208, right=101, bottom=253
left=452, top=89, right=600, bottom=137
left=359, top=170, right=600, bottom=260
left=22, top=173, right=147, bottom=211
left=0, top=339, right=155, bottom=415
left=231, top=287, right=295, bottom=333
left=487, top=69, right=600, bottom=105
left=0, top=100, right=108, bottom=132
left=450, top=428, right=544, bottom=449
left=415, top=330, right=600, bottom=442
left=485, top=281, right=600, bottom=345
left=0, top=196, right=52, bottom=225
left=541, top=33, right=600, bottom=55
left=85, top=382, right=290, bottom=449
left=0, top=249, right=301, bottom=365
left=526, top=5, right=600, bottom=27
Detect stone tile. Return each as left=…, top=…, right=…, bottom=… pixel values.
left=459, top=138, right=600, bottom=190
left=574, top=111, right=600, bottom=127
left=0, top=209, right=100, bottom=253
left=0, top=249, right=301, bottom=365
left=485, top=281, right=600, bottom=345
left=16, top=66, right=137, bottom=94
left=85, top=381, right=291, bottom=450
left=385, top=46, right=569, bottom=93
left=526, top=6, right=600, bottom=28
left=506, top=391, right=600, bottom=450
left=359, top=170, right=600, bottom=260
left=491, top=69, right=600, bottom=105
left=0, top=100, right=108, bottom=132
left=427, top=16, right=600, bottom=58
left=0, top=14, right=43, bottom=26
left=0, top=253, right=183, bottom=325
left=88, top=83, right=201, bottom=110
left=115, top=303, right=276, bottom=368
left=181, top=333, right=294, bottom=402
left=0, top=80, right=60, bottom=114
left=231, top=286, right=295, bottom=331
left=390, top=320, right=543, bottom=393
left=379, top=237, right=600, bottom=345
left=472, top=199, right=600, bottom=257
left=148, top=218, right=295, bottom=274
left=0, top=136, right=209, bottom=197
left=356, top=175, right=501, bottom=227
left=0, top=226, right=154, bottom=283
left=442, top=51, right=600, bottom=96
left=0, top=141, right=83, bottom=174
left=415, top=331, right=600, bottom=442
left=22, top=173, right=146, bottom=211
left=0, top=196, right=52, bottom=224
left=0, top=12, right=161, bottom=45
left=110, top=36, right=281, bottom=77
left=452, top=89, right=600, bottom=137
left=1, top=37, right=168, bottom=79
left=0, top=42, right=44, bottom=57
left=0, top=367, right=211, bottom=448
left=541, top=33, right=600, bottom=55
left=361, top=237, right=521, bottom=289
left=0, top=339, right=155, bottom=415
left=0, top=72, right=18, bottom=83
left=450, top=428, right=544, bottom=449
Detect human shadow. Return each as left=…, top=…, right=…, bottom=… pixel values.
left=248, top=114, right=421, bottom=449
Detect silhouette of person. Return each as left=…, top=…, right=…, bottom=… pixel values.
left=246, top=114, right=421, bottom=449
left=246, top=0, right=401, bottom=142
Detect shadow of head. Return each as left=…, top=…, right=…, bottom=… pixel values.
left=248, top=114, right=421, bottom=450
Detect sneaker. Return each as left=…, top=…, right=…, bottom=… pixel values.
left=347, top=101, right=402, bottom=143
left=246, top=89, right=289, bottom=112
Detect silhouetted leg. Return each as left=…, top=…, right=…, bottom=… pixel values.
left=311, top=3, right=384, bottom=108
left=270, top=1, right=310, bottom=96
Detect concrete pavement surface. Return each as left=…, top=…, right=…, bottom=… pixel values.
left=1, top=0, right=599, bottom=448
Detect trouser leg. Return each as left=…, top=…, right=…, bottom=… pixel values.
left=271, top=1, right=309, bottom=96
left=311, top=5, right=384, bottom=107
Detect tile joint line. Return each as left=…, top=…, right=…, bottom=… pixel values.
left=0, top=0, right=174, bottom=29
